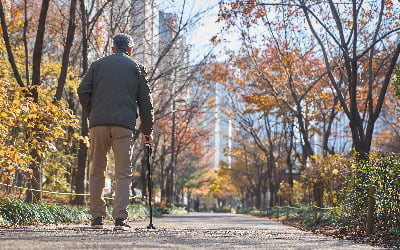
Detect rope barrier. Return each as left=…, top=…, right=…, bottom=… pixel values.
left=0, top=182, right=144, bottom=201
left=0, top=182, right=89, bottom=196
left=273, top=205, right=338, bottom=210
left=317, top=206, right=338, bottom=210
left=1, top=182, right=339, bottom=208
left=270, top=205, right=339, bottom=223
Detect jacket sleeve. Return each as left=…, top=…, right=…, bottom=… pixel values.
left=77, top=63, right=94, bottom=116
left=137, top=65, right=154, bottom=135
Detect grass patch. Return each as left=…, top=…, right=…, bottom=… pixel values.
left=105, top=203, right=162, bottom=220
left=168, top=206, right=187, bottom=215
left=155, top=205, right=188, bottom=216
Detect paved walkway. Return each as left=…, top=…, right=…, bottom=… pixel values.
left=0, top=213, right=379, bottom=249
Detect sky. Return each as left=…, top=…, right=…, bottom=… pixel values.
left=160, top=0, right=224, bottom=62
left=160, top=0, right=400, bottom=63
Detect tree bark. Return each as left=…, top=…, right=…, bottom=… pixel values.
left=54, top=0, right=77, bottom=103
left=254, top=182, right=261, bottom=209
left=0, top=1, right=25, bottom=87
left=31, top=0, right=50, bottom=100
left=23, top=0, right=30, bottom=86
left=25, top=147, right=42, bottom=202
left=73, top=112, right=88, bottom=205
left=25, top=0, right=50, bottom=203
left=73, top=0, right=89, bottom=205
left=366, top=185, right=376, bottom=234
left=313, top=180, right=324, bottom=208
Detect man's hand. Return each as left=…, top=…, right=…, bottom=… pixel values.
left=143, top=134, right=152, bottom=145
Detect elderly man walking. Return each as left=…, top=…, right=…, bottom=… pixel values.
left=77, top=33, right=154, bottom=230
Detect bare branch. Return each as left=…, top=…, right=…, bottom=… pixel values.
left=0, top=1, right=25, bottom=87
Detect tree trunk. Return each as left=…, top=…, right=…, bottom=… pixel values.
left=66, top=90, right=77, bottom=203
left=313, top=180, right=324, bottom=208
left=269, top=183, right=275, bottom=208
left=254, top=181, right=261, bottom=209
left=25, top=148, right=42, bottom=202
left=25, top=0, right=50, bottom=203
left=0, top=1, right=25, bottom=87
left=73, top=0, right=89, bottom=205
left=23, top=0, right=30, bottom=86
left=73, top=113, right=88, bottom=205
left=322, top=96, right=339, bottom=156
left=165, top=163, right=172, bottom=204
left=54, top=0, right=77, bottom=103
left=187, top=189, right=191, bottom=211
left=159, top=145, right=167, bottom=204
left=31, top=0, right=50, bottom=100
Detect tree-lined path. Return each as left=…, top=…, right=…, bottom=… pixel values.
left=0, top=213, right=377, bottom=249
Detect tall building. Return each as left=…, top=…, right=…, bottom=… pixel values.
left=213, top=82, right=233, bottom=170
left=214, top=82, right=221, bottom=169
left=158, top=10, right=191, bottom=102
left=131, top=0, right=160, bottom=68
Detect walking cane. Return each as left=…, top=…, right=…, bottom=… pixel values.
left=145, top=143, right=156, bottom=229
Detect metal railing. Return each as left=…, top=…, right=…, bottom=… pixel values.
left=249, top=204, right=338, bottom=224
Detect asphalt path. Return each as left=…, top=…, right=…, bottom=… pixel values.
left=0, top=213, right=380, bottom=249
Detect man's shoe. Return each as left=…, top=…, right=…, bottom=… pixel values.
left=91, top=217, right=104, bottom=229
left=114, top=218, right=131, bottom=230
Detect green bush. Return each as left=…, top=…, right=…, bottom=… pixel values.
left=214, top=206, right=231, bottom=213
left=154, top=204, right=187, bottom=215
left=105, top=203, right=161, bottom=220
left=338, top=152, right=400, bottom=233
left=168, top=206, right=187, bottom=215
left=0, top=214, right=7, bottom=225
left=247, top=205, right=337, bottom=227
left=0, top=198, right=91, bottom=225
left=0, top=199, right=190, bottom=226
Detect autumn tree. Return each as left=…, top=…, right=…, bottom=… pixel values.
left=205, top=46, right=344, bottom=206
left=373, top=83, right=400, bottom=152
left=219, top=0, right=400, bottom=158
left=210, top=0, right=400, bottom=210
left=0, top=0, right=72, bottom=202
left=0, top=0, right=109, bottom=203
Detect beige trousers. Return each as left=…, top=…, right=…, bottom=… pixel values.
left=89, top=126, right=134, bottom=220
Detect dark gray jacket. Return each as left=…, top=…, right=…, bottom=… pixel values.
left=77, top=52, right=154, bottom=135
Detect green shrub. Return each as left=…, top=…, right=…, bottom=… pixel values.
left=168, top=206, right=187, bottom=215
left=0, top=199, right=91, bottom=225
left=338, top=152, right=400, bottom=233
left=154, top=205, right=187, bottom=215
left=0, top=214, right=8, bottom=226
left=0, top=199, right=189, bottom=226
left=214, top=206, right=231, bottom=213
left=105, top=203, right=162, bottom=221
left=156, top=206, right=169, bottom=215
left=247, top=205, right=337, bottom=227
